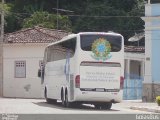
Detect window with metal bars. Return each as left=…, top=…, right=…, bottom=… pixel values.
left=15, top=61, right=26, bottom=78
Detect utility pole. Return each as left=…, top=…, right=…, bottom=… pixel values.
left=56, top=0, right=59, bottom=30
left=0, top=0, right=4, bottom=97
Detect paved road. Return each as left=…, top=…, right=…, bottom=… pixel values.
left=1, top=98, right=159, bottom=120
left=0, top=98, right=152, bottom=114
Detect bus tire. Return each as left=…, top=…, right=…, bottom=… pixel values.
left=45, top=88, right=51, bottom=103
left=61, top=89, right=65, bottom=106
left=101, top=102, right=112, bottom=110
left=94, top=105, right=101, bottom=109
left=65, top=90, right=71, bottom=108
left=106, top=102, right=112, bottom=109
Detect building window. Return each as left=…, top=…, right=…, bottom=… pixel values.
left=15, top=61, right=26, bottom=78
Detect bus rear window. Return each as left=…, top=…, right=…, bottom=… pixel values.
left=80, top=34, right=122, bottom=52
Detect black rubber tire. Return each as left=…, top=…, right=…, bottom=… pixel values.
left=45, top=88, right=57, bottom=104
left=45, top=89, right=51, bottom=103
left=106, top=102, right=112, bottom=109
left=94, top=105, right=101, bottom=109
left=61, top=90, right=65, bottom=106
left=65, top=91, right=70, bottom=108
left=101, top=102, right=112, bottom=110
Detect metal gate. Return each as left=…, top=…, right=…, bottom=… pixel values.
left=123, top=79, right=143, bottom=100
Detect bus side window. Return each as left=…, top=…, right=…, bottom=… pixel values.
left=47, top=46, right=53, bottom=62
left=44, top=47, right=48, bottom=64
left=59, top=37, right=76, bottom=58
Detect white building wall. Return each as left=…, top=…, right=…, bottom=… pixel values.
left=141, top=3, right=160, bottom=102
left=3, top=44, right=47, bottom=98
left=124, top=52, right=145, bottom=79
left=142, top=4, right=152, bottom=83
left=3, top=44, right=145, bottom=99
left=142, top=4, right=160, bottom=84
left=123, top=52, right=145, bottom=100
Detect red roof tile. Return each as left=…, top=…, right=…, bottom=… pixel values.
left=125, top=46, right=145, bottom=53
left=4, top=26, right=71, bottom=44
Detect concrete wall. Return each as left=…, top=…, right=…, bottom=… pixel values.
left=3, top=43, right=47, bottom=98
left=124, top=53, right=144, bottom=100
left=2, top=45, right=146, bottom=99
left=142, top=3, right=160, bottom=102
left=130, top=61, right=141, bottom=78
left=124, top=52, right=145, bottom=79
left=151, top=4, right=160, bottom=84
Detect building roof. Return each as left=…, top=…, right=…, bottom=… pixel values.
left=4, top=26, right=70, bottom=44
left=125, top=46, right=145, bottom=53
left=4, top=28, right=145, bottom=53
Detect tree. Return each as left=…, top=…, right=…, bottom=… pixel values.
left=22, top=11, right=72, bottom=31
left=5, top=0, right=145, bottom=45
left=0, top=2, right=10, bottom=14
left=67, top=0, right=145, bottom=45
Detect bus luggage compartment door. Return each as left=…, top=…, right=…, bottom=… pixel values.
left=80, top=62, right=121, bottom=91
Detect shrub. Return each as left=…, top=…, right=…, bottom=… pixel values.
left=156, top=96, right=160, bottom=106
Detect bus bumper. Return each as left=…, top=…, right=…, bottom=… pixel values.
left=73, top=89, right=123, bottom=103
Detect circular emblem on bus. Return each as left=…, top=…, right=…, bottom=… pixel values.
left=91, top=38, right=112, bottom=61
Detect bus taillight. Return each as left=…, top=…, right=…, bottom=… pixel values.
left=120, top=76, right=124, bottom=89
left=75, top=75, right=80, bottom=88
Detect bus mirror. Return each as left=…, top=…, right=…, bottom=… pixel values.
left=38, top=69, right=41, bottom=77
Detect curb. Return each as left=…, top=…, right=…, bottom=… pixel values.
left=130, top=106, right=160, bottom=113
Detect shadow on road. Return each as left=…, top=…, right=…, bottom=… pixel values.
left=33, top=101, right=120, bottom=112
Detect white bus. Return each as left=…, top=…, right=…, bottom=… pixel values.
left=38, top=32, right=124, bottom=109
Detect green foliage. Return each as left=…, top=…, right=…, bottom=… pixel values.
left=5, top=0, right=145, bottom=45
left=71, top=0, right=144, bottom=44
left=156, top=96, right=160, bottom=106
left=23, top=4, right=44, bottom=14
left=0, top=3, right=11, bottom=15
left=5, top=12, right=21, bottom=33
left=22, top=11, right=71, bottom=31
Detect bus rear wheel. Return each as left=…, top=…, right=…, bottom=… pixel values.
left=65, top=91, right=71, bottom=108
left=45, top=88, right=51, bottom=103
left=101, top=102, right=112, bottom=110
left=45, top=88, right=56, bottom=104
left=94, top=102, right=112, bottom=110
left=61, top=90, right=65, bottom=106
left=95, top=105, right=101, bottom=109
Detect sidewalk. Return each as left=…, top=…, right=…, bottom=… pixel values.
left=126, top=100, right=160, bottom=113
